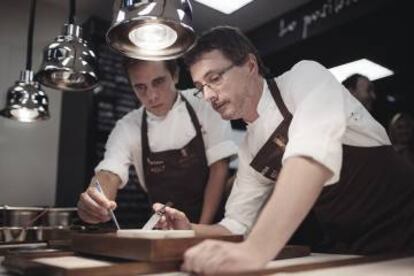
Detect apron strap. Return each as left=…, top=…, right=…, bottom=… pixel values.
left=179, top=94, right=208, bottom=164
left=267, top=78, right=292, bottom=120
left=141, top=93, right=208, bottom=181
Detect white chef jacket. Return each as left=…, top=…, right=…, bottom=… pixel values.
left=95, top=89, right=238, bottom=191
left=219, top=60, right=391, bottom=235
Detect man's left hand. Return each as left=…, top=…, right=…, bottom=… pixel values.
left=181, top=240, right=266, bottom=274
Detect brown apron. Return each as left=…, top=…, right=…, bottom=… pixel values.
left=250, top=79, right=414, bottom=254
left=141, top=95, right=209, bottom=223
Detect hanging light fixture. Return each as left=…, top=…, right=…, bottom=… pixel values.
left=0, top=0, right=49, bottom=122
left=107, top=0, right=196, bottom=60
left=36, top=0, right=98, bottom=91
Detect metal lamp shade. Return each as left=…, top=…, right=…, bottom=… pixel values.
left=1, top=70, right=49, bottom=123
left=107, top=0, right=196, bottom=60
left=37, top=24, right=98, bottom=91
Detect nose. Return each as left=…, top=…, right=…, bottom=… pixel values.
left=147, top=87, right=159, bottom=103
left=203, top=85, right=218, bottom=103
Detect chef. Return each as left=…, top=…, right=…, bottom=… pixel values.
left=77, top=59, right=237, bottom=225
left=153, top=26, right=414, bottom=274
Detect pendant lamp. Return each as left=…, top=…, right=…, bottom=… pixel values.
left=37, top=0, right=98, bottom=91
left=107, top=0, right=196, bottom=60
left=0, top=0, right=49, bottom=122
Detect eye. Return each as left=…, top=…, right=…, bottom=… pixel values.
left=134, top=84, right=146, bottom=95
left=208, top=74, right=222, bottom=85
left=153, top=77, right=166, bottom=87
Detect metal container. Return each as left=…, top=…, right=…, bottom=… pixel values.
left=0, top=227, right=4, bottom=243
left=1, top=206, right=78, bottom=227
left=25, top=227, right=44, bottom=242
left=43, top=208, right=77, bottom=226
left=1, top=206, right=44, bottom=227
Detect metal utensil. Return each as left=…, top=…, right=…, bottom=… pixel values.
left=95, top=179, right=121, bottom=230
left=142, top=202, right=173, bottom=230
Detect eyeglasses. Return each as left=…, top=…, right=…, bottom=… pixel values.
left=193, top=63, right=236, bottom=99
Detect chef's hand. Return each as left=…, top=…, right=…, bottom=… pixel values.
left=77, top=185, right=117, bottom=224
left=181, top=240, right=266, bottom=274
left=152, top=203, right=191, bottom=230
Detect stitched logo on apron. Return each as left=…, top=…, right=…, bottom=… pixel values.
left=270, top=169, right=278, bottom=179
left=273, top=135, right=286, bottom=149
left=261, top=166, right=269, bottom=175
left=146, top=158, right=165, bottom=165
left=150, top=165, right=166, bottom=173
left=181, top=148, right=188, bottom=157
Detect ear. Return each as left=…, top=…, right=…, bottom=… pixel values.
left=246, top=53, right=259, bottom=75
left=173, top=66, right=180, bottom=85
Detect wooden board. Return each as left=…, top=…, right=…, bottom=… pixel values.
left=71, top=232, right=244, bottom=261
left=2, top=245, right=311, bottom=276
left=2, top=253, right=180, bottom=276
left=276, top=244, right=311, bottom=260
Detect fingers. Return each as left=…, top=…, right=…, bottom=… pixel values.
left=155, top=215, right=170, bottom=230
left=77, top=189, right=113, bottom=223
left=153, top=205, right=177, bottom=229
left=198, top=247, right=226, bottom=275
left=87, top=187, right=117, bottom=210
left=153, top=202, right=166, bottom=212
left=182, top=240, right=224, bottom=273
left=152, top=203, right=191, bottom=230
left=77, top=200, right=107, bottom=224
left=181, top=241, right=265, bottom=274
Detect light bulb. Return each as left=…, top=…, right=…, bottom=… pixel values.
left=10, top=107, right=39, bottom=122
left=128, top=23, right=178, bottom=50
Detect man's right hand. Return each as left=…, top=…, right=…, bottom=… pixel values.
left=153, top=203, right=192, bottom=230
left=77, top=185, right=117, bottom=224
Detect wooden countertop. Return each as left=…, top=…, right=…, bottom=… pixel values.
left=2, top=251, right=414, bottom=275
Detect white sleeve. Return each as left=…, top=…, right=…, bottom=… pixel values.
left=219, top=149, right=273, bottom=235
left=197, top=99, right=238, bottom=165
left=95, top=120, right=133, bottom=188
left=281, top=60, right=347, bottom=184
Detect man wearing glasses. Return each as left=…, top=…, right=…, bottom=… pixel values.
left=153, top=26, right=414, bottom=274
left=77, top=59, right=237, bottom=226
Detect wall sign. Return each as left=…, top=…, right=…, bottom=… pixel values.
left=249, top=0, right=390, bottom=57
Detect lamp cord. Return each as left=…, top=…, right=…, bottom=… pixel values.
left=26, top=0, right=37, bottom=71
left=69, top=0, right=76, bottom=24
left=160, top=0, right=166, bottom=16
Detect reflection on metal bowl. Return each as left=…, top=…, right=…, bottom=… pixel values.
left=1, top=227, right=43, bottom=243
left=2, top=227, right=27, bottom=242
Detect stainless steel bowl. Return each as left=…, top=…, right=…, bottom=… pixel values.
left=43, top=208, right=77, bottom=226
left=1, top=206, right=44, bottom=227
left=0, top=227, right=4, bottom=242
left=1, top=206, right=77, bottom=227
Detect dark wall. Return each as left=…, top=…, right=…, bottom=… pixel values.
left=55, top=90, right=95, bottom=207
left=249, top=0, right=412, bottom=127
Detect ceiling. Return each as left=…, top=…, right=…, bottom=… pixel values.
left=42, top=0, right=311, bottom=32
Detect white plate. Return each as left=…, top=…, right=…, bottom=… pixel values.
left=116, top=229, right=195, bottom=239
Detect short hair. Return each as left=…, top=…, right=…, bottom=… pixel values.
left=183, top=26, right=269, bottom=77
left=123, top=58, right=179, bottom=77
left=342, top=73, right=369, bottom=90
